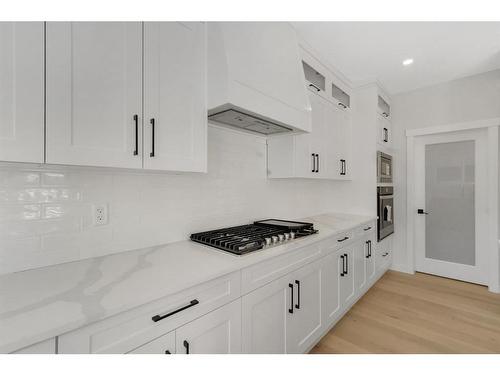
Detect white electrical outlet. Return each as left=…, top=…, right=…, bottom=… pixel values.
left=93, top=204, right=108, bottom=226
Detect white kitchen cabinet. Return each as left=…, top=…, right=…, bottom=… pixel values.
left=242, top=258, right=322, bottom=354
left=377, top=114, right=392, bottom=147
left=353, top=239, right=367, bottom=292
left=46, top=22, right=143, bottom=168
left=364, top=238, right=376, bottom=287
left=339, top=248, right=355, bottom=307
left=175, top=299, right=241, bottom=354
left=0, top=22, right=44, bottom=163
left=144, top=22, right=207, bottom=172
left=267, top=91, right=351, bottom=180
left=377, top=95, right=391, bottom=119
left=241, top=273, right=290, bottom=353
left=128, top=331, right=176, bottom=354
left=286, top=259, right=323, bottom=354
left=321, top=252, right=341, bottom=327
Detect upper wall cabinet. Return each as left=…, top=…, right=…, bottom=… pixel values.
left=45, top=22, right=143, bottom=168
left=143, top=22, right=207, bottom=172
left=377, top=95, right=390, bottom=119
left=0, top=22, right=44, bottom=163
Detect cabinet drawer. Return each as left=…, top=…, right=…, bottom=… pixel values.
left=128, top=330, right=175, bottom=354
left=58, top=271, right=240, bottom=353
left=241, top=244, right=322, bottom=294
left=376, top=246, right=392, bottom=272
left=11, top=338, right=56, bottom=354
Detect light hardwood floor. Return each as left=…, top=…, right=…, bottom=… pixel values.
left=310, top=270, right=500, bottom=353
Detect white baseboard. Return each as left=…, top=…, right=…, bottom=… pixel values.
left=389, top=263, right=414, bottom=274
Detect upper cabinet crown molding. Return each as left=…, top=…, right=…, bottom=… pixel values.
left=0, top=22, right=44, bottom=163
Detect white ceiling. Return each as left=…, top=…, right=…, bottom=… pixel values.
left=292, top=22, right=500, bottom=94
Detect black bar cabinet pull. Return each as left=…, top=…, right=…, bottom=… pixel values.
left=150, top=118, right=155, bottom=157
left=311, top=153, right=315, bottom=172
left=364, top=226, right=372, bottom=231
left=340, top=159, right=346, bottom=175
left=151, top=299, right=199, bottom=322
left=337, top=236, right=349, bottom=243
left=295, top=280, right=300, bottom=309
left=368, top=240, right=372, bottom=257
left=365, top=241, right=370, bottom=259
left=183, top=340, right=189, bottom=354
left=288, top=283, right=294, bottom=313
left=133, top=114, right=139, bottom=156
left=165, top=350, right=171, bottom=354
left=383, top=127, right=388, bottom=142
left=309, top=83, right=321, bottom=92
left=344, top=253, right=349, bottom=275
left=340, top=255, right=345, bottom=277
left=315, top=154, right=320, bottom=173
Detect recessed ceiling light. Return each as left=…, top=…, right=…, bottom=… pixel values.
left=402, top=58, right=414, bottom=66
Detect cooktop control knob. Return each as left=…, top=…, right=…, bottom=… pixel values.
left=278, top=234, right=284, bottom=242
left=272, top=236, right=278, bottom=244
left=265, top=237, right=272, bottom=246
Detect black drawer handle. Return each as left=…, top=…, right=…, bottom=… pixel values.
left=150, top=118, right=155, bottom=157
left=311, top=153, right=315, bottom=172
left=289, top=283, right=294, bottom=314
left=165, top=350, right=171, bottom=354
left=152, top=299, right=199, bottom=322
left=365, top=241, right=370, bottom=259
left=364, top=226, right=372, bottom=231
left=337, top=236, right=349, bottom=242
left=315, top=154, right=319, bottom=173
left=382, top=252, right=389, bottom=257
left=183, top=340, right=189, bottom=354
left=309, top=83, right=321, bottom=92
left=133, top=114, right=139, bottom=156
left=295, top=280, right=300, bottom=309
left=340, top=255, right=345, bottom=277
left=368, top=240, right=372, bottom=257
left=345, top=253, right=349, bottom=275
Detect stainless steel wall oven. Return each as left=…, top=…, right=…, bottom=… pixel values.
left=377, top=186, right=394, bottom=241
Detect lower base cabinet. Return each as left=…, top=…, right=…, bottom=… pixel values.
left=175, top=299, right=241, bottom=354
left=241, top=258, right=323, bottom=354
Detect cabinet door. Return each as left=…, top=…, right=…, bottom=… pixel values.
left=339, top=248, right=355, bottom=307
left=377, top=114, right=392, bottom=147
left=175, top=299, right=241, bottom=354
left=353, top=239, right=367, bottom=293
left=287, top=259, right=323, bottom=354
left=144, top=22, right=207, bottom=172
left=241, top=275, right=290, bottom=353
left=321, top=252, right=341, bottom=326
left=294, top=92, right=324, bottom=178
left=128, top=331, right=176, bottom=354
left=12, top=338, right=56, bottom=354
left=46, top=22, right=142, bottom=168
left=365, top=238, right=376, bottom=286
left=0, top=22, right=44, bottom=163
left=324, top=103, right=351, bottom=179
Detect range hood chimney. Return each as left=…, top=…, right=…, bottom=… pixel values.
left=207, top=22, right=312, bottom=135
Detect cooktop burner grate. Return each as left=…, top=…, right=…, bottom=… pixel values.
left=190, top=220, right=318, bottom=255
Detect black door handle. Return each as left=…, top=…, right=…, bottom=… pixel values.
left=150, top=118, right=155, bottom=157
left=340, top=159, right=346, bottom=175
left=383, top=127, right=388, bottom=142
left=288, top=283, right=294, bottom=313
left=133, top=114, right=139, bottom=156
left=311, top=153, right=315, bottom=173
left=368, top=241, right=372, bottom=257
left=151, top=299, right=199, bottom=322
left=315, top=154, right=319, bottom=173
left=365, top=241, right=370, bottom=259
left=165, top=350, right=171, bottom=354
left=340, top=255, right=345, bottom=276
left=183, top=340, right=189, bottom=354
left=417, top=209, right=429, bottom=215
left=295, top=280, right=300, bottom=309
left=344, top=253, right=349, bottom=275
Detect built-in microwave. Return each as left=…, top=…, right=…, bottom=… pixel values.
left=377, top=151, right=393, bottom=184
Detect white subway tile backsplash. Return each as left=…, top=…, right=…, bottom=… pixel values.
left=0, top=126, right=361, bottom=274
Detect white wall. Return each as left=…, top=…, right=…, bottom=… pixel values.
left=391, top=69, right=500, bottom=273
left=0, top=119, right=376, bottom=274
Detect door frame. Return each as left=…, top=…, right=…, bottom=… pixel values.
left=406, top=118, right=499, bottom=293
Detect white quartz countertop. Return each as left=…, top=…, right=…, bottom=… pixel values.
left=0, top=212, right=374, bottom=353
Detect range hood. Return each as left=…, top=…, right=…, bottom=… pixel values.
left=207, top=22, right=312, bottom=135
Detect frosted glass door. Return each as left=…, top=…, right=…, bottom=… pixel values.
left=425, top=141, right=475, bottom=265
left=414, top=129, right=488, bottom=285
